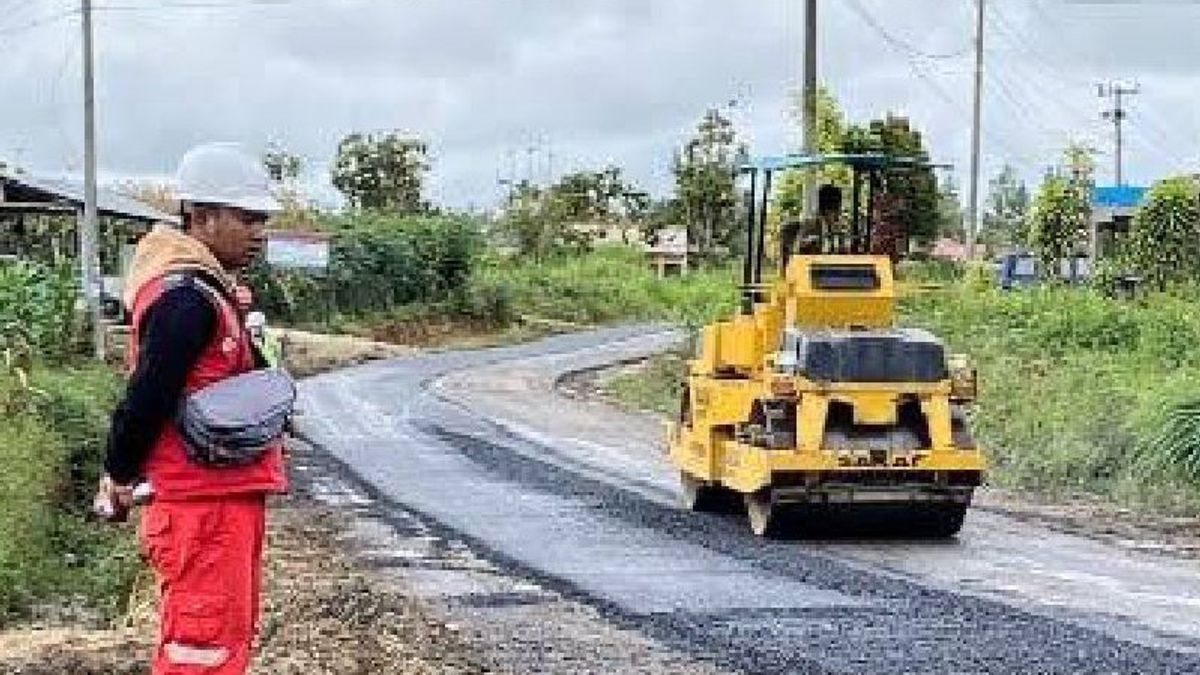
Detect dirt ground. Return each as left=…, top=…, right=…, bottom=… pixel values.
left=0, top=488, right=484, bottom=674
left=277, top=328, right=418, bottom=378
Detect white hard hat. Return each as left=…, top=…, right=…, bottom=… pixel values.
left=176, top=142, right=281, bottom=214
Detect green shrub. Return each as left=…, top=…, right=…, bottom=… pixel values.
left=249, top=211, right=483, bottom=324
left=1124, top=176, right=1200, bottom=289
left=0, top=364, right=134, bottom=626
left=959, top=260, right=996, bottom=292
left=472, top=246, right=737, bottom=328
left=901, top=285, right=1200, bottom=510
left=0, top=261, right=82, bottom=364
left=896, top=259, right=962, bottom=284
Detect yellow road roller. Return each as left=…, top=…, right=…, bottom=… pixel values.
left=666, top=153, right=985, bottom=537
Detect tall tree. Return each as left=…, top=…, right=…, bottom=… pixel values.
left=842, top=114, right=939, bottom=246
left=936, top=175, right=965, bottom=240
left=332, top=131, right=429, bottom=213
left=1124, top=176, right=1200, bottom=289
left=673, top=108, right=746, bottom=259
left=776, top=87, right=850, bottom=222
left=1027, top=145, right=1094, bottom=269
left=263, top=144, right=304, bottom=182
left=982, top=165, right=1029, bottom=248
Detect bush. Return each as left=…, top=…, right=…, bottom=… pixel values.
left=900, top=285, right=1200, bottom=510
left=471, top=246, right=737, bottom=328
left=249, top=211, right=482, bottom=325
left=0, top=364, right=136, bottom=625
left=895, top=259, right=962, bottom=284
left=0, top=261, right=82, bottom=364
left=1124, top=176, right=1200, bottom=289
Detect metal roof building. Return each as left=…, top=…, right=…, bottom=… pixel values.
left=0, top=172, right=178, bottom=224
left=1092, top=185, right=1147, bottom=210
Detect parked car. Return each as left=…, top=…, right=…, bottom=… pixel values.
left=996, top=252, right=1091, bottom=290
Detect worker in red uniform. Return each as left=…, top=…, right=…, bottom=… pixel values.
left=97, top=142, right=286, bottom=674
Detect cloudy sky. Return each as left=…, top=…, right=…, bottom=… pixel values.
left=3, top=0, right=1199, bottom=210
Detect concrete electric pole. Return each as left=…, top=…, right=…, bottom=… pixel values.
left=966, top=0, right=985, bottom=260
left=803, top=0, right=818, bottom=217
left=81, top=0, right=104, bottom=360
left=1098, top=81, right=1139, bottom=186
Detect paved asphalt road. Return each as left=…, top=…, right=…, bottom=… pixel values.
left=296, top=325, right=1200, bottom=674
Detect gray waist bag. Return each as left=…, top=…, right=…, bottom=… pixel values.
left=177, top=368, right=297, bottom=467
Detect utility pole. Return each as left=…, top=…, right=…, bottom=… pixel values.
left=525, top=139, right=538, bottom=186
left=81, top=0, right=104, bottom=360
left=802, top=0, right=818, bottom=217
left=966, top=0, right=985, bottom=260
left=1099, top=81, right=1139, bottom=186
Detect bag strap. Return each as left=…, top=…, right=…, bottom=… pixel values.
left=161, top=272, right=242, bottom=344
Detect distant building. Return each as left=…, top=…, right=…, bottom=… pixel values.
left=646, top=227, right=692, bottom=277
left=1090, top=185, right=1147, bottom=259
left=929, top=237, right=985, bottom=262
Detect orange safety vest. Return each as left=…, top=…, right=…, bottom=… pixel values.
left=128, top=273, right=287, bottom=500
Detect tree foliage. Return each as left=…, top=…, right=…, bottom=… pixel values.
left=546, top=166, right=647, bottom=225
left=982, top=164, right=1029, bottom=248
left=842, top=115, right=939, bottom=245
left=936, top=175, right=965, bottom=240
left=248, top=211, right=481, bottom=324
left=673, top=108, right=745, bottom=258
left=331, top=131, right=429, bottom=213
left=497, top=167, right=647, bottom=261
left=262, top=144, right=304, bottom=182
left=1027, top=145, right=1093, bottom=268
left=1028, top=176, right=1086, bottom=270
left=776, top=87, right=849, bottom=222
left=1124, top=176, right=1200, bottom=289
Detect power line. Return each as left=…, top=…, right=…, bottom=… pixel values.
left=844, top=0, right=971, bottom=61
left=0, top=6, right=80, bottom=37
left=986, top=8, right=1190, bottom=171
left=841, top=0, right=1043, bottom=174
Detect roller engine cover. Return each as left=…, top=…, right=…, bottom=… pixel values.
left=775, top=328, right=948, bottom=383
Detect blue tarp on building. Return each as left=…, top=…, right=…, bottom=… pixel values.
left=1092, top=185, right=1147, bottom=209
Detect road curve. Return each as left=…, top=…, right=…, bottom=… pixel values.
left=296, top=325, right=1200, bottom=674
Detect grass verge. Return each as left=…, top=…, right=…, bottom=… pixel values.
left=580, top=255, right=1200, bottom=515
left=0, top=364, right=140, bottom=627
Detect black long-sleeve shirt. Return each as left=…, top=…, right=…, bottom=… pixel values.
left=104, top=284, right=217, bottom=485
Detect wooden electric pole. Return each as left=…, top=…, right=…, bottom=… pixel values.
left=803, top=0, right=818, bottom=217
left=966, top=0, right=985, bottom=260
left=81, top=0, right=104, bottom=360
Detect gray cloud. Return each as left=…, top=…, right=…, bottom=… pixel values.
left=3, top=0, right=1198, bottom=209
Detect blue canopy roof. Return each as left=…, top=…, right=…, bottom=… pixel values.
left=1093, top=185, right=1147, bottom=209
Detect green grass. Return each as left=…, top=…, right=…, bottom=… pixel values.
left=565, top=253, right=1200, bottom=514
left=470, top=245, right=739, bottom=328
left=352, top=245, right=740, bottom=343
left=603, top=352, right=689, bottom=416
left=900, top=285, right=1200, bottom=512
left=0, top=364, right=140, bottom=626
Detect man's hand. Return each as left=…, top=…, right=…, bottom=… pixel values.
left=93, top=475, right=135, bottom=522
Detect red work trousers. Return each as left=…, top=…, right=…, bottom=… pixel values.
left=139, top=494, right=267, bottom=674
